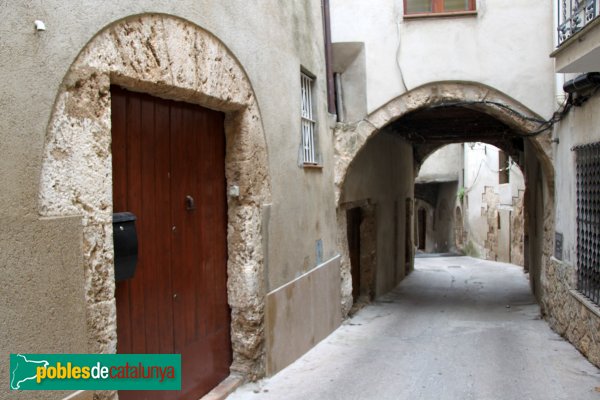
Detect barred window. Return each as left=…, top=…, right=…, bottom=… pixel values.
left=575, top=142, right=600, bottom=305
left=301, top=72, right=319, bottom=166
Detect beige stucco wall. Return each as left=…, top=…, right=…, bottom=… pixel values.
left=1, top=1, right=336, bottom=287
left=341, top=133, right=414, bottom=297
left=1, top=1, right=340, bottom=395
left=265, top=255, right=341, bottom=375
left=433, top=182, right=459, bottom=253
left=1, top=217, right=88, bottom=400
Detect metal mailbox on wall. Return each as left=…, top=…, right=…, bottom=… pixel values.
left=113, top=212, right=138, bottom=281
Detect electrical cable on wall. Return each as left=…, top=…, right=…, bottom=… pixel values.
left=429, top=94, right=574, bottom=137
left=463, top=148, right=517, bottom=194
left=396, top=18, right=408, bottom=92
left=465, top=158, right=485, bottom=194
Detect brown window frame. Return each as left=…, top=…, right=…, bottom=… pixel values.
left=403, top=0, right=476, bottom=17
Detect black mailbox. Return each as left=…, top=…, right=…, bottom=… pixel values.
left=113, top=212, right=138, bottom=282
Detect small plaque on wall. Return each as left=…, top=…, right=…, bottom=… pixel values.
left=555, top=231, right=563, bottom=261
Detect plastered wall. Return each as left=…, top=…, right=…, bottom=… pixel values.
left=330, top=0, right=555, bottom=119
left=544, top=93, right=600, bottom=367
left=1, top=2, right=340, bottom=395
left=341, top=133, right=414, bottom=297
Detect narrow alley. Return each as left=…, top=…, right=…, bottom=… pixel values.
left=229, top=256, right=600, bottom=400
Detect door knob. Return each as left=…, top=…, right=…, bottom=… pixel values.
left=185, top=195, right=196, bottom=211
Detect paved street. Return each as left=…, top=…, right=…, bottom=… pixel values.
left=229, top=256, right=600, bottom=400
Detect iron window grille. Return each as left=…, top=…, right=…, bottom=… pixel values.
left=558, top=0, right=599, bottom=45
left=301, top=72, right=318, bottom=165
left=575, top=142, right=600, bottom=305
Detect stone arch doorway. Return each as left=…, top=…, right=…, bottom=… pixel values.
left=38, top=14, right=271, bottom=386
left=335, top=81, right=554, bottom=313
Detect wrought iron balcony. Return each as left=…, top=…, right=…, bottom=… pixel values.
left=558, top=0, right=600, bottom=45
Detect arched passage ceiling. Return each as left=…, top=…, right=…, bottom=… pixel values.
left=383, top=105, right=526, bottom=167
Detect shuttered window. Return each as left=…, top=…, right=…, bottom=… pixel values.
left=404, top=0, right=476, bottom=15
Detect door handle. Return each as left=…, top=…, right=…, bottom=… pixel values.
left=185, top=195, right=196, bottom=211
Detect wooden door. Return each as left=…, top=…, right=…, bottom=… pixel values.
left=346, top=208, right=362, bottom=302
left=112, top=86, right=231, bottom=400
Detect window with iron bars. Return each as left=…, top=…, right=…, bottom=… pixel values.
left=300, top=72, right=320, bottom=166
left=575, top=142, right=600, bottom=305
left=557, top=0, right=599, bottom=45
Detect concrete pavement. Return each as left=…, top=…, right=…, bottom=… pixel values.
left=228, top=256, right=600, bottom=400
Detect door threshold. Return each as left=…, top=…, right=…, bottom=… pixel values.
left=200, top=374, right=244, bottom=400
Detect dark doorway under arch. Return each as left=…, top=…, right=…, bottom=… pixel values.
left=418, top=207, right=427, bottom=250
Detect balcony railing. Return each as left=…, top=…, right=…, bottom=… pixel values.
left=558, top=0, right=600, bottom=45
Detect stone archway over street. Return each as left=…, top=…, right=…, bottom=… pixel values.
left=335, top=81, right=555, bottom=316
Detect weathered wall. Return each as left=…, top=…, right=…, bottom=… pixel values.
left=414, top=182, right=458, bottom=254
left=434, top=182, right=458, bottom=253
left=330, top=0, right=555, bottom=119
left=481, top=186, right=501, bottom=261
left=265, top=255, right=341, bottom=375
left=1, top=217, right=88, bottom=400
left=545, top=92, right=600, bottom=367
left=462, top=144, right=525, bottom=263
left=331, top=42, right=367, bottom=123
left=415, top=145, right=462, bottom=254
left=523, top=139, right=554, bottom=304
left=552, top=94, right=600, bottom=267
left=1, top=2, right=339, bottom=397
left=510, top=190, right=525, bottom=266
left=358, top=205, right=378, bottom=301
left=463, top=144, right=496, bottom=257
left=339, top=132, right=414, bottom=311
left=416, top=144, right=462, bottom=184
left=543, top=258, right=600, bottom=367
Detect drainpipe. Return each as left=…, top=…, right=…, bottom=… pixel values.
left=335, top=72, right=345, bottom=122
left=322, top=0, right=336, bottom=114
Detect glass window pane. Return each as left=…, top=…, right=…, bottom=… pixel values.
left=444, top=0, right=469, bottom=11
left=406, top=0, right=432, bottom=13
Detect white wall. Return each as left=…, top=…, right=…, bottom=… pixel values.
left=463, top=143, right=525, bottom=258
left=330, top=0, right=555, bottom=119
left=417, top=144, right=462, bottom=184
